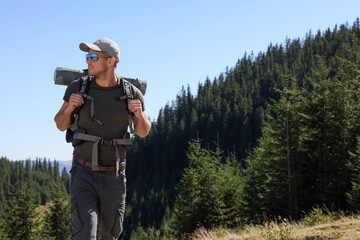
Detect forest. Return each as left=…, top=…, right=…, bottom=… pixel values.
left=1, top=18, right=360, bottom=239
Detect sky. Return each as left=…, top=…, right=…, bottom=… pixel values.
left=0, top=0, right=359, bottom=161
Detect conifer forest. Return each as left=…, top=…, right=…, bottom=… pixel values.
left=2, top=18, right=360, bottom=239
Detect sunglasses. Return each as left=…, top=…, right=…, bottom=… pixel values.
left=85, top=53, right=111, bottom=62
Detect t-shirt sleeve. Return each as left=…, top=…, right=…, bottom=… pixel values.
left=131, top=84, right=146, bottom=111
left=63, top=79, right=81, bottom=102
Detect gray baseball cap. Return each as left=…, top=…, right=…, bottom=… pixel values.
left=79, top=38, right=120, bottom=63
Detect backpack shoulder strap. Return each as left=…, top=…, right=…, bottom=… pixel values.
left=119, top=78, right=133, bottom=112
left=73, top=76, right=92, bottom=114
left=69, top=76, right=93, bottom=131
left=78, top=76, right=92, bottom=95
left=66, top=76, right=92, bottom=143
left=119, top=78, right=135, bottom=133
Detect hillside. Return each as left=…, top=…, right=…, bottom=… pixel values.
left=124, top=18, right=360, bottom=239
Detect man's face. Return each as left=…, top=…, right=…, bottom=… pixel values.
left=86, top=49, right=110, bottom=76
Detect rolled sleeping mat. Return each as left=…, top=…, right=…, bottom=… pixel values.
left=54, top=67, right=147, bottom=95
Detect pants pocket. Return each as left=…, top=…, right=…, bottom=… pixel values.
left=70, top=197, right=83, bottom=236
left=110, top=208, right=125, bottom=238
left=70, top=164, right=77, bottom=188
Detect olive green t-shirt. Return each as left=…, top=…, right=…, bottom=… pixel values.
left=63, top=77, right=145, bottom=165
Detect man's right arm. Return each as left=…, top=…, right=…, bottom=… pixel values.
left=54, top=93, right=84, bottom=131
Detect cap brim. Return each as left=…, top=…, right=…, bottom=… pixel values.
left=79, top=43, right=102, bottom=52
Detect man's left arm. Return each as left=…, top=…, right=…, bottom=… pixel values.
left=128, top=99, right=151, bottom=138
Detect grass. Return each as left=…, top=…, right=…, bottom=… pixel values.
left=188, top=214, right=360, bottom=240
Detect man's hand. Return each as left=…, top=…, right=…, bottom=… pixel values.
left=54, top=93, right=84, bottom=131
left=68, top=93, right=84, bottom=111
left=128, top=99, right=151, bottom=138
left=128, top=99, right=143, bottom=116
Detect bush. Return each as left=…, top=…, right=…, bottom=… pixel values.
left=303, top=206, right=335, bottom=226
left=262, top=217, right=295, bottom=240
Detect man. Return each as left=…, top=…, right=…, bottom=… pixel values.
left=54, top=38, right=151, bottom=239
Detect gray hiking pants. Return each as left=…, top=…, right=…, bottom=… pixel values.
left=70, top=160, right=126, bottom=240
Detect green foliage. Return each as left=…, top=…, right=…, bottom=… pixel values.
left=242, top=33, right=360, bottom=223
left=42, top=195, right=71, bottom=239
left=262, top=217, right=294, bottom=240
left=242, top=74, right=307, bottom=220
left=170, top=140, right=244, bottom=237
left=124, top=18, right=360, bottom=238
left=0, top=157, right=70, bottom=214
left=129, top=225, right=160, bottom=240
left=346, top=137, right=360, bottom=211
left=303, top=206, right=336, bottom=226
left=0, top=157, right=71, bottom=239
left=1, top=182, right=38, bottom=240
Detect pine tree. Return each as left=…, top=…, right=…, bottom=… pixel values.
left=61, top=168, right=70, bottom=193
left=171, top=140, right=244, bottom=237
left=43, top=194, right=71, bottom=240
left=347, top=137, right=360, bottom=210
left=2, top=182, right=37, bottom=240
left=242, top=75, right=306, bottom=220
left=241, top=149, right=267, bottom=224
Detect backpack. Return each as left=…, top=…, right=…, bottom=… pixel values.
left=66, top=75, right=134, bottom=173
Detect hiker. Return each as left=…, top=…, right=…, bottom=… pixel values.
left=54, top=37, right=151, bottom=239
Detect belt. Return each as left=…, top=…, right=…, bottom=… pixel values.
left=73, top=157, right=126, bottom=172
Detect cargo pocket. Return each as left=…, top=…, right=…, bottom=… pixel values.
left=70, top=197, right=83, bottom=236
left=110, top=207, right=125, bottom=238
left=70, top=164, right=77, bottom=188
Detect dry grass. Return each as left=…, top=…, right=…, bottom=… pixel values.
left=188, top=224, right=264, bottom=240
left=295, top=215, right=360, bottom=240
left=189, top=215, right=360, bottom=240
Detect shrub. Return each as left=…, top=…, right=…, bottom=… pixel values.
left=262, top=217, right=295, bottom=240
left=303, top=206, right=335, bottom=226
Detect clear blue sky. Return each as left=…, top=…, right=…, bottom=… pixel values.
left=1, top=0, right=359, bottom=161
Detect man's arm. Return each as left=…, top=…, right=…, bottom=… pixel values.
left=128, top=99, right=151, bottom=138
left=54, top=93, right=84, bottom=131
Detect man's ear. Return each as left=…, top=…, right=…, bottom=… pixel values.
left=108, top=57, right=116, bottom=67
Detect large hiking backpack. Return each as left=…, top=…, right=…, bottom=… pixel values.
left=66, top=75, right=134, bottom=142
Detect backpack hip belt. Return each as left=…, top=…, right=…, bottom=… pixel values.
left=73, top=132, right=132, bottom=176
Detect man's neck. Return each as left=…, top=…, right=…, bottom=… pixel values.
left=95, top=71, right=117, bottom=87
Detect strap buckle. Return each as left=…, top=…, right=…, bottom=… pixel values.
left=100, top=139, right=113, bottom=146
